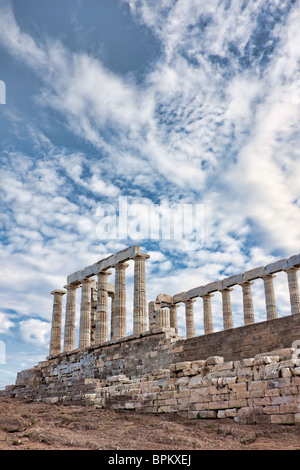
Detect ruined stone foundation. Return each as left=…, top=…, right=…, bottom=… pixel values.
left=3, top=321, right=300, bottom=425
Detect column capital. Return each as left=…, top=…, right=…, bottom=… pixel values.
left=81, top=276, right=94, bottom=283
left=132, top=253, right=150, bottom=261
left=184, top=298, right=196, bottom=304
left=200, top=292, right=214, bottom=299
left=51, top=289, right=66, bottom=296
left=114, top=262, right=129, bottom=270
left=284, top=266, right=299, bottom=274
left=97, top=270, right=112, bottom=277
left=64, top=282, right=80, bottom=291
left=239, top=280, right=254, bottom=287
left=220, top=287, right=234, bottom=293
left=261, top=273, right=276, bottom=280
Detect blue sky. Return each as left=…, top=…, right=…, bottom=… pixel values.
left=0, top=0, right=300, bottom=388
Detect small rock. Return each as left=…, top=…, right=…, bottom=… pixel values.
left=240, top=432, right=257, bottom=445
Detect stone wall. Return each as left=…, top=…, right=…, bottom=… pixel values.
left=174, top=313, right=300, bottom=363
left=3, top=315, right=300, bottom=424
left=4, top=344, right=300, bottom=425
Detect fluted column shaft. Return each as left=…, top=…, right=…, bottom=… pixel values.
left=201, top=293, right=214, bottom=334
left=156, top=307, right=170, bottom=328
left=220, top=288, right=234, bottom=330
left=240, top=281, right=255, bottom=325
left=169, top=304, right=178, bottom=333
left=133, top=254, right=150, bottom=334
left=79, top=278, right=92, bottom=348
left=50, top=290, right=66, bottom=355
left=262, top=274, right=277, bottom=320
left=109, top=292, right=115, bottom=339
left=184, top=299, right=196, bottom=338
left=63, top=283, right=78, bottom=352
left=96, top=270, right=111, bottom=344
left=114, top=262, right=129, bottom=339
left=285, top=267, right=300, bottom=315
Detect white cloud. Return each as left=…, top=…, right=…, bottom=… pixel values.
left=18, top=319, right=51, bottom=346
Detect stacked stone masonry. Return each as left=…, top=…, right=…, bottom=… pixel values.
left=3, top=247, right=300, bottom=425
left=4, top=333, right=300, bottom=425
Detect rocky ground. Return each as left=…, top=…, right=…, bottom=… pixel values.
left=0, top=396, right=299, bottom=451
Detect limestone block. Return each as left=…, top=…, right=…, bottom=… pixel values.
left=172, top=292, right=186, bottom=303
left=265, top=258, right=288, bottom=275
left=184, top=286, right=204, bottom=299
left=206, top=356, right=224, bottom=366
left=156, top=294, right=172, bottom=303
left=242, top=266, right=265, bottom=281
left=280, top=368, right=292, bottom=378
left=221, top=274, right=243, bottom=288
left=270, top=414, right=295, bottom=424
left=287, top=253, right=300, bottom=268
left=189, top=375, right=203, bottom=388
left=197, top=410, right=217, bottom=418
left=202, top=280, right=223, bottom=295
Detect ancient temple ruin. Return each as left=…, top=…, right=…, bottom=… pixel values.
left=3, top=246, right=300, bottom=425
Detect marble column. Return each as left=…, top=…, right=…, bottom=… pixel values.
left=156, top=307, right=170, bottom=328
left=184, top=299, right=196, bottom=338
left=240, top=281, right=255, bottom=325
left=201, top=293, right=214, bottom=334
left=63, top=283, right=78, bottom=352
left=220, top=288, right=234, bottom=330
left=169, top=304, right=178, bottom=333
left=285, top=267, right=300, bottom=315
left=49, top=289, right=66, bottom=355
left=133, top=253, right=150, bottom=334
left=95, top=270, right=111, bottom=344
left=79, top=278, right=93, bottom=348
left=108, top=292, right=115, bottom=339
left=262, top=274, right=277, bottom=320
left=114, top=262, right=129, bottom=339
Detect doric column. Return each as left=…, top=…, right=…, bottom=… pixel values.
left=184, top=299, right=196, bottom=338
left=262, top=274, right=277, bottom=320
left=114, top=262, right=129, bottom=339
left=240, top=281, right=255, bottom=325
left=220, top=288, right=234, bottom=330
left=133, top=253, right=150, bottom=334
left=285, top=267, right=300, bottom=315
left=200, top=293, right=214, bottom=334
left=169, top=304, right=178, bottom=333
left=156, top=307, right=170, bottom=328
left=79, top=278, right=93, bottom=348
left=49, top=289, right=66, bottom=355
left=95, top=270, right=111, bottom=344
left=108, top=292, right=115, bottom=339
left=63, top=283, right=78, bottom=352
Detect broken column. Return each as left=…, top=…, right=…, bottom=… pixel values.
left=114, top=262, right=129, bottom=339
left=156, top=307, right=170, bottom=328
left=63, top=283, right=78, bottom=352
left=79, top=278, right=93, bottom=348
left=184, top=299, right=196, bottom=338
left=133, top=253, right=150, bottom=334
left=95, top=270, right=111, bottom=344
left=49, top=289, right=66, bottom=355
left=285, top=267, right=300, bottom=315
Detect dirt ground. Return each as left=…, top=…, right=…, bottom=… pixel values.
left=0, top=396, right=300, bottom=451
